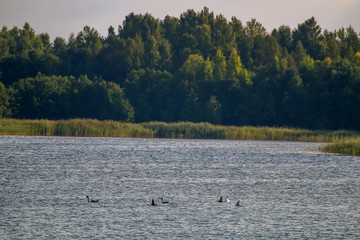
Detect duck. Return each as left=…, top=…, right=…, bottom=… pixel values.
left=218, top=196, right=224, bottom=202
left=235, top=200, right=242, bottom=207
left=160, top=197, right=169, bottom=204
left=151, top=199, right=157, bottom=206
left=86, top=196, right=99, bottom=203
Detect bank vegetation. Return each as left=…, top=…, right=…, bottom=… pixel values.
left=1, top=118, right=359, bottom=155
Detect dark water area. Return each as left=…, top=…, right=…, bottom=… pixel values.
left=0, top=136, right=359, bottom=239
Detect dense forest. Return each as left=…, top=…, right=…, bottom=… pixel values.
left=0, top=7, right=360, bottom=130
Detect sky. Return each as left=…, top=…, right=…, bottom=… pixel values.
left=1, top=0, right=359, bottom=41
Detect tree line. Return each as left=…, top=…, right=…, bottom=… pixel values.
left=0, top=7, right=360, bottom=130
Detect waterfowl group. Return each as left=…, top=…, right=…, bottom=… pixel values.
left=86, top=195, right=241, bottom=207
left=153, top=196, right=241, bottom=207
left=218, top=196, right=231, bottom=203
left=152, top=197, right=169, bottom=206
left=218, top=196, right=242, bottom=207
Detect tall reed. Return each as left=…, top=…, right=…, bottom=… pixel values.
left=320, top=137, right=360, bottom=156
left=0, top=118, right=55, bottom=136
left=1, top=118, right=360, bottom=155
left=141, top=121, right=226, bottom=139
left=0, top=118, right=154, bottom=138
left=141, top=121, right=358, bottom=142
left=52, top=119, right=154, bottom=137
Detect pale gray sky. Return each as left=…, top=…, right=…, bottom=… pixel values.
left=1, top=0, right=359, bottom=41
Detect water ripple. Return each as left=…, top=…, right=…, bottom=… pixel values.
left=0, top=136, right=359, bottom=239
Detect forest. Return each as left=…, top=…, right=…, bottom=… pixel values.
left=0, top=7, right=360, bottom=130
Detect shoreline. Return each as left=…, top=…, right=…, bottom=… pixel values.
left=1, top=118, right=359, bottom=156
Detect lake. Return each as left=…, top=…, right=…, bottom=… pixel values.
left=0, top=136, right=359, bottom=239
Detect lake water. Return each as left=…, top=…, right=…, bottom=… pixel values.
left=0, top=136, right=359, bottom=239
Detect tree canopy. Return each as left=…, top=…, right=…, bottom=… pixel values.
left=0, top=8, right=360, bottom=130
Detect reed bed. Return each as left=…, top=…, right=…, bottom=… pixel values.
left=320, top=138, right=360, bottom=156
left=141, top=121, right=226, bottom=139
left=53, top=119, right=154, bottom=138
left=0, top=118, right=56, bottom=136
left=141, top=121, right=358, bottom=142
left=1, top=119, right=358, bottom=142
left=0, top=118, right=154, bottom=138
left=1, top=119, right=360, bottom=155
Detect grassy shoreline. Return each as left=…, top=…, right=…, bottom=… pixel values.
left=319, top=138, right=360, bottom=156
left=0, top=118, right=154, bottom=138
left=1, top=118, right=359, bottom=155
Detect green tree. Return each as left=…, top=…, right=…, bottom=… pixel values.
left=98, top=37, right=127, bottom=84
left=212, top=14, right=235, bottom=57
left=212, top=48, right=227, bottom=81
left=180, top=54, right=210, bottom=83
left=99, top=35, right=144, bottom=85
left=0, top=23, right=60, bottom=85
left=353, top=52, right=360, bottom=65
left=157, top=38, right=173, bottom=70
left=272, top=25, right=292, bottom=51
left=0, top=26, right=11, bottom=61
left=67, top=26, right=103, bottom=77
left=124, top=36, right=144, bottom=71
left=11, top=73, right=71, bottom=119
left=226, top=48, right=251, bottom=86
left=320, top=30, right=340, bottom=62
left=206, top=95, right=222, bottom=124
left=252, top=35, right=280, bottom=67
left=93, top=79, right=134, bottom=121
left=292, top=41, right=307, bottom=65
left=161, top=15, right=180, bottom=68
left=178, top=82, right=201, bottom=122
left=144, top=34, right=160, bottom=69
left=67, top=75, right=134, bottom=121
left=194, top=24, right=212, bottom=58
left=237, top=18, right=267, bottom=67
left=161, top=15, right=179, bottom=46
left=125, top=68, right=176, bottom=122
left=227, top=48, right=242, bottom=78
left=120, top=13, right=161, bottom=41
left=1, top=9, right=360, bottom=129
left=178, top=54, right=216, bottom=121
left=11, top=74, right=134, bottom=121
left=292, top=17, right=322, bottom=59
left=0, top=82, right=11, bottom=117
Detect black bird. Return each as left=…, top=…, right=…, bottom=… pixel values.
left=218, top=196, right=224, bottom=202
left=151, top=199, right=157, bottom=206
left=86, top=196, right=100, bottom=203
left=160, top=197, right=169, bottom=204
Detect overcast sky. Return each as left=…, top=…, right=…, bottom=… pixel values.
left=1, top=0, right=359, bottom=41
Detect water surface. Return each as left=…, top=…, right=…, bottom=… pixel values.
left=0, top=136, right=359, bottom=239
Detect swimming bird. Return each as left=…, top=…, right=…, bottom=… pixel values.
left=86, top=196, right=99, bottom=203
left=160, top=197, right=169, bottom=204
left=235, top=200, right=242, bottom=207
left=218, top=196, right=224, bottom=202
left=151, top=199, right=157, bottom=206
left=224, top=198, right=231, bottom=203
